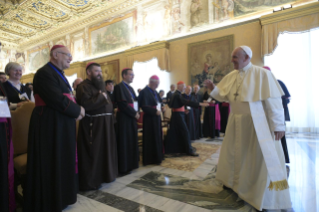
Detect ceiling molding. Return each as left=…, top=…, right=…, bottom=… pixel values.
left=260, top=1, right=319, bottom=25
left=19, top=0, right=145, bottom=50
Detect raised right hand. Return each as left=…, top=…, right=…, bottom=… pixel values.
left=204, top=80, right=215, bottom=91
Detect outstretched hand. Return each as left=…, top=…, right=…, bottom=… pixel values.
left=200, top=102, right=209, bottom=107
left=204, top=80, right=215, bottom=91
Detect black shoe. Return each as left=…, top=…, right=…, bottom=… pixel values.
left=188, top=152, right=199, bottom=157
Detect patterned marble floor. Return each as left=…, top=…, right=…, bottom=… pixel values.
left=62, top=133, right=319, bottom=212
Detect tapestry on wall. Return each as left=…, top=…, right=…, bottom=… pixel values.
left=89, top=13, right=136, bottom=56
left=99, top=59, right=120, bottom=84
left=28, top=46, right=50, bottom=72
left=188, top=35, right=234, bottom=87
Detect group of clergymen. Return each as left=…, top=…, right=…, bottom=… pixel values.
left=0, top=43, right=293, bottom=212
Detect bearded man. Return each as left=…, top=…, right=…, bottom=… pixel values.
left=76, top=62, right=118, bottom=191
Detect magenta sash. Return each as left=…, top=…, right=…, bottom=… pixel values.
left=1, top=118, right=16, bottom=211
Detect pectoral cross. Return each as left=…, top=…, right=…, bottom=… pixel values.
left=234, top=92, right=239, bottom=101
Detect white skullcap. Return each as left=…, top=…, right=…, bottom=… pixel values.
left=240, top=46, right=252, bottom=58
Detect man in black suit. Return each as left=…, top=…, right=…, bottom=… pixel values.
left=166, top=84, right=176, bottom=107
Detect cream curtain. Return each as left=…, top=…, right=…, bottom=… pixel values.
left=125, top=41, right=170, bottom=71
left=261, top=2, right=319, bottom=57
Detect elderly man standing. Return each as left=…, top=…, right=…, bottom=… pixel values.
left=182, top=86, right=196, bottom=140
left=166, top=84, right=176, bottom=105
left=72, top=78, right=83, bottom=96
left=165, top=81, right=208, bottom=156
left=205, top=46, right=292, bottom=212
left=138, top=75, right=164, bottom=165
left=24, top=45, right=85, bottom=212
left=114, top=68, right=139, bottom=175
left=192, top=85, right=203, bottom=139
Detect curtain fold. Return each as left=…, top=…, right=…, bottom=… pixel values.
left=125, top=41, right=170, bottom=71
left=264, top=29, right=319, bottom=133
left=261, top=2, right=319, bottom=57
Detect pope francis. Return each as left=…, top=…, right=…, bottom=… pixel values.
left=205, top=46, right=293, bottom=212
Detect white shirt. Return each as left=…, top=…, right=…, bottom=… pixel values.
left=7, top=79, right=21, bottom=91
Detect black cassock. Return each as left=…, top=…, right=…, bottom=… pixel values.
left=165, top=90, right=199, bottom=154
left=24, top=63, right=81, bottom=212
left=2, top=80, right=31, bottom=104
left=114, top=81, right=139, bottom=174
left=166, top=91, right=174, bottom=107
left=220, top=102, right=229, bottom=133
left=0, top=83, right=15, bottom=212
left=182, top=93, right=196, bottom=140
left=192, top=92, right=203, bottom=139
left=138, top=86, right=163, bottom=165
left=203, top=91, right=220, bottom=138
left=278, top=79, right=291, bottom=163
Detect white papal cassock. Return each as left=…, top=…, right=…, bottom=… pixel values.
left=210, top=62, right=292, bottom=211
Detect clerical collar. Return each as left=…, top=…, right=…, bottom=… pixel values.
left=171, top=90, right=175, bottom=93
left=238, top=62, right=252, bottom=72
left=49, top=62, right=64, bottom=74
left=122, top=81, right=130, bottom=86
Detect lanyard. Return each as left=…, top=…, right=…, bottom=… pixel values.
left=123, top=82, right=135, bottom=99
left=48, top=62, right=72, bottom=92
left=147, top=86, right=159, bottom=102
left=7, top=80, right=24, bottom=94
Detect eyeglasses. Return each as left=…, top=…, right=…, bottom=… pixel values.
left=57, top=52, right=72, bottom=58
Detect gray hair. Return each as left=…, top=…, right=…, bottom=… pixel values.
left=5, top=62, right=22, bottom=76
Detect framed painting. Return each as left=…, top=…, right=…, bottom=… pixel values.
left=99, top=59, right=120, bottom=84
left=89, top=12, right=136, bottom=56
left=28, top=45, right=50, bottom=72
left=188, top=35, right=234, bottom=87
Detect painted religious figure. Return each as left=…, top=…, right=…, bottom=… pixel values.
left=188, top=35, right=233, bottom=86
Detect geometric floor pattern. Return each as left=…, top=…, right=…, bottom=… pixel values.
left=62, top=133, right=319, bottom=212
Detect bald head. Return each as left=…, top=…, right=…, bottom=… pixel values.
left=193, top=85, right=200, bottom=94
left=149, top=78, right=159, bottom=90
left=50, top=46, right=72, bottom=70
left=170, top=84, right=175, bottom=92
left=73, top=78, right=83, bottom=90
left=231, top=47, right=251, bottom=70
left=185, top=86, right=192, bottom=95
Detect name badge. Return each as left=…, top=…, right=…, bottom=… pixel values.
left=134, top=101, right=138, bottom=111
left=157, top=103, right=161, bottom=111
left=19, top=92, right=29, bottom=101
left=0, top=97, right=11, bottom=118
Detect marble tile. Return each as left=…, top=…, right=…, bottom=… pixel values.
left=127, top=170, right=250, bottom=211
left=79, top=190, right=163, bottom=212
left=63, top=194, right=123, bottom=212
left=64, top=132, right=319, bottom=212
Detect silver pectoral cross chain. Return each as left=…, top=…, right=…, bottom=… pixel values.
left=234, top=71, right=248, bottom=101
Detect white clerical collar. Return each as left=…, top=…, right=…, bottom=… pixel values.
left=238, top=62, right=252, bottom=72
left=171, top=90, right=175, bottom=93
